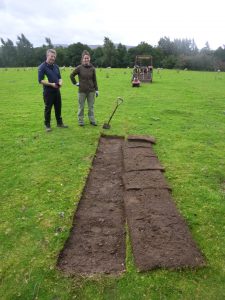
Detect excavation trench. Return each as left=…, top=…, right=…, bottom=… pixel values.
left=57, top=135, right=205, bottom=275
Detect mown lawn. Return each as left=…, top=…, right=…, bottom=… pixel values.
left=0, top=67, right=225, bottom=300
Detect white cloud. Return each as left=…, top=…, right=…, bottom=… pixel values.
left=0, top=0, right=224, bottom=49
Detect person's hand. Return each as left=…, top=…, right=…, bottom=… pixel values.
left=95, top=91, right=99, bottom=97
left=76, top=82, right=80, bottom=86
left=53, top=83, right=59, bottom=88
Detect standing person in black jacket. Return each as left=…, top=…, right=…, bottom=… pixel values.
left=70, top=50, right=99, bottom=126
left=38, top=49, right=68, bottom=132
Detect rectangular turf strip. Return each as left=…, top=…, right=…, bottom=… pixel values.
left=123, top=137, right=205, bottom=271
left=123, top=147, right=165, bottom=172
left=57, top=136, right=126, bottom=275
left=124, top=189, right=205, bottom=270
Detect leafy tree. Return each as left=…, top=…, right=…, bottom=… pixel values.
left=150, top=46, right=164, bottom=68
left=16, top=34, right=34, bottom=66
left=200, top=41, right=212, bottom=55
left=214, top=46, right=225, bottom=61
left=157, top=37, right=200, bottom=69
left=174, top=54, right=188, bottom=69
left=66, top=42, right=92, bottom=66
left=102, top=37, right=117, bottom=67
left=92, top=47, right=104, bottom=67
left=185, top=53, right=215, bottom=71
left=45, top=37, right=53, bottom=48
left=128, top=42, right=154, bottom=67
left=34, top=47, right=46, bottom=65
left=173, top=38, right=198, bottom=56
left=190, top=39, right=199, bottom=54
left=135, top=42, right=153, bottom=54
left=0, top=38, right=17, bottom=67
left=116, top=43, right=129, bottom=67
left=158, top=36, right=175, bottom=56
left=1, top=34, right=225, bottom=71
left=161, top=54, right=177, bottom=69
left=0, top=48, right=2, bottom=67
left=213, top=46, right=225, bottom=70
left=55, top=47, right=66, bottom=66
left=127, top=47, right=137, bottom=67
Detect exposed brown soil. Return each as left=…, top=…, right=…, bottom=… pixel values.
left=124, top=189, right=205, bottom=271
left=123, top=138, right=205, bottom=271
left=123, top=170, right=170, bottom=190
left=57, top=136, right=126, bottom=275
left=58, top=135, right=205, bottom=275
left=123, top=147, right=165, bottom=172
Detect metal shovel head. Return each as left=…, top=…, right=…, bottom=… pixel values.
left=102, top=123, right=111, bottom=129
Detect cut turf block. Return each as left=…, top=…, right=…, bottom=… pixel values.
left=123, top=146, right=157, bottom=159
left=123, top=147, right=164, bottom=172
left=125, top=140, right=154, bottom=148
left=127, top=135, right=156, bottom=144
left=124, top=156, right=165, bottom=172
left=57, top=137, right=126, bottom=275
left=123, top=170, right=171, bottom=190
left=124, top=189, right=205, bottom=271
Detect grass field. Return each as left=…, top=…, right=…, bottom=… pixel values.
left=0, top=67, right=225, bottom=300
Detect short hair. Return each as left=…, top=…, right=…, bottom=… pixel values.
left=46, top=49, right=56, bottom=56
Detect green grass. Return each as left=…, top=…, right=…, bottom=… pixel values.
left=0, top=67, right=225, bottom=300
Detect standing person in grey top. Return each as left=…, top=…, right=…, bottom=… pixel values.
left=70, top=50, right=99, bottom=126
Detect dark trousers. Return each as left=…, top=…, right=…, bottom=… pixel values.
left=43, top=90, right=62, bottom=126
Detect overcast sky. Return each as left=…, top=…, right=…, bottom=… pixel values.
left=0, top=0, right=224, bottom=50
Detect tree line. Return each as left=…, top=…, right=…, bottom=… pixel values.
left=1, top=34, right=225, bottom=71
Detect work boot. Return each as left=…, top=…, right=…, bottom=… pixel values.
left=57, top=123, right=68, bottom=128
left=45, top=126, right=52, bottom=132
left=90, top=121, right=97, bottom=126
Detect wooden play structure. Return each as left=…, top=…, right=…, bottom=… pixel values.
left=132, top=55, right=153, bottom=83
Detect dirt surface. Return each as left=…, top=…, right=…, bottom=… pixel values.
left=124, top=188, right=205, bottom=271
left=123, top=138, right=205, bottom=271
left=125, top=140, right=154, bottom=148
left=123, top=170, right=170, bottom=190
left=58, top=135, right=205, bottom=275
left=123, top=147, right=165, bottom=172
left=57, top=136, right=126, bottom=275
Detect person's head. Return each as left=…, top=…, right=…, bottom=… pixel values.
left=81, top=50, right=91, bottom=65
left=46, top=49, right=56, bottom=64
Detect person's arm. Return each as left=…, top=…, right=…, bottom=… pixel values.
left=38, top=64, right=58, bottom=88
left=93, top=68, right=99, bottom=97
left=57, top=66, right=62, bottom=87
left=40, top=80, right=58, bottom=88
left=58, top=78, right=63, bottom=86
left=70, top=67, right=78, bottom=85
left=93, top=68, right=98, bottom=91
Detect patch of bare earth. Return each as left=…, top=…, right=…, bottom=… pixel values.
left=57, top=136, right=126, bottom=275
left=58, top=135, right=205, bottom=275
left=123, top=137, right=205, bottom=271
